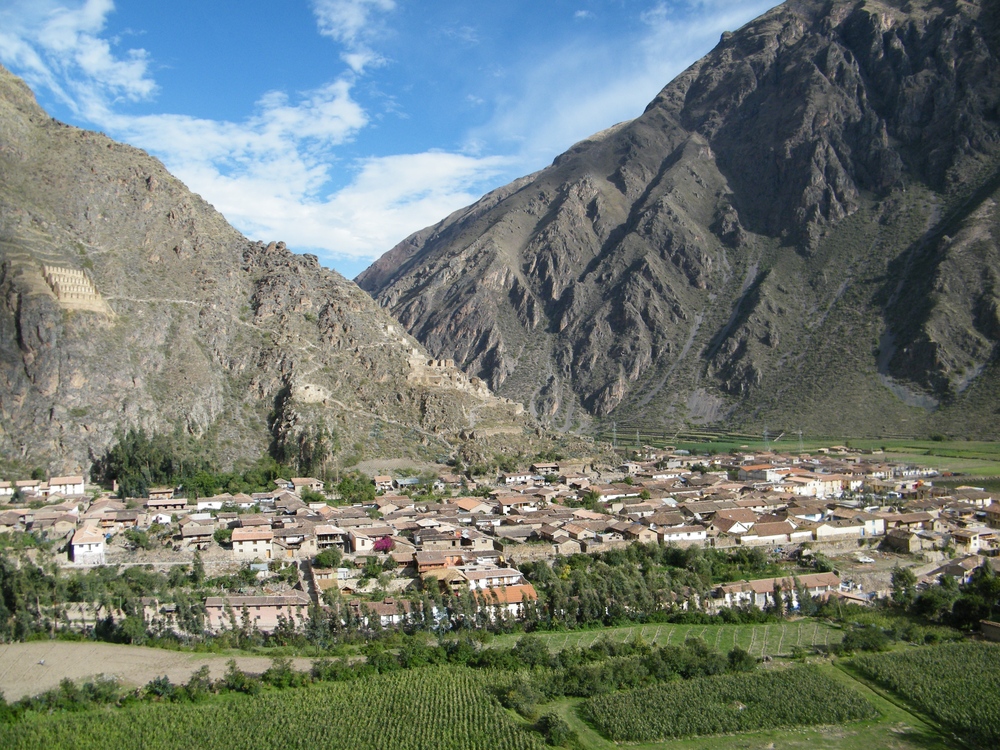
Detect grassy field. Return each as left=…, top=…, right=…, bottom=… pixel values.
left=541, top=662, right=953, bottom=750
left=492, top=620, right=843, bottom=657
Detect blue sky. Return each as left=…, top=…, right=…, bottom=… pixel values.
left=0, top=0, right=778, bottom=279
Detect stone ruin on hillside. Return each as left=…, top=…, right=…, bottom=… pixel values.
left=41, top=265, right=112, bottom=314
left=406, top=347, right=523, bottom=413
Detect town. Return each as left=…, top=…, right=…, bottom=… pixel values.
left=2, top=444, right=996, bottom=637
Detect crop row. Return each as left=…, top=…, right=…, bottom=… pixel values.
left=583, top=665, right=878, bottom=741
left=851, top=642, right=1000, bottom=749
left=5, top=667, right=544, bottom=750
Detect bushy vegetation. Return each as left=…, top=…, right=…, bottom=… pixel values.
left=851, top=642, right=1000, bottom=749
left=583, top=666, right=878, bottom=741
left=519, top=544, right=788, bottom=629
left=489, top=635, right=756, bottom=720
left=91, top=429, right=291, bottom=499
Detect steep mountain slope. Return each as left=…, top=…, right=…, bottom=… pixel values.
left=0, top=65, right=530, bottom=475
left=358, top=0, right=1000, bottom=439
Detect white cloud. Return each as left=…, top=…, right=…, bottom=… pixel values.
left=241, top=151, right=511, bottom=259
left=312, top=0, right=395, bottom=73
left=0, top=0, right=155, bottom=114
left=0, top=0, right=784, bottom=272
left=574, top=10, right=594, bottom=20
left=469, top=0, right=778, bottom=169
left=0, top=0, right=506, bottom=267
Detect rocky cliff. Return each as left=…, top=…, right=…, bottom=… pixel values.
left=0, top=65, right=531, bottom=475
left=358, top=0, right=1000, bottom=438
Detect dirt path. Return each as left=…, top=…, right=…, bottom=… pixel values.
left=0, top=641, right=314, bottom=700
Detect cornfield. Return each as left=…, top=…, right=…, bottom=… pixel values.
left=852, top=642, right=1000, bottom=749
left=4, top=667, right=544, bottom=750
left=583, top=665, right=878, bottom=741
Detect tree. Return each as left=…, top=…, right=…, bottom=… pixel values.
left=190, top=551, right=205, bottom=585
left=538, top=712, right=576, bottom=746
left=891, top=565, right=917, bottom=609
left=336, top=474, right=375, bottom=505
left=512, top=635, right=552, bottom=668
left=213, top=528, right=233, bottom=545
left=727, top=646, right=757, bottom=672
left=314, top=548, right=342, bottom=569
left=183, top=665, right=212, bottom=702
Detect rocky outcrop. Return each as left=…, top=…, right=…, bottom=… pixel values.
left=358, top=0, right=1000, bottom=438
left=0, top=65, right=531, bottom=474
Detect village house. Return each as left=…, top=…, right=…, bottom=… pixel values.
left=738, top=520, right=797, bottom=546
left=349, top=530, right=375, bottom=554
left=950, top=528, right=990, bottom=555
left=494, top=495, right=540, bottom=515
left=315, top=524, right=350, bottom=551
left=592, top=484, right=642, bottom=502
left=983, top=503, right=1000, bottom=530
left=712, top=572, right=841, bottom=610
left=181, top=522, right=216, bottom=549
left=291, top=478, right=324, bottom=496
left=204, top=592, right=312, bottom=633
left=347, top=597, right=414, bottom=627
left=450, top=497, right=494, bottom=515
left=30, top=512, right=78, bottom=538
left=70, top=525, right=106, bottom=565
left=658, top=525, right=709, bottom=544
left=738, top=464, right=790, bottom=483
left=15, top=479, right=44, bottom=496
left=47, top=475, right=86, bottom=496
left=499, top=471, right=535, bottom=486
left=884, top=527, right=937, bottom=553
left=272, top=528, right=318, bottom=559
left=475, top=583, right=538, bottom=619
left=146, top=495, right=188, bottom=513
left=231, top=527, right=274, bottom=561
left=462, top=567, right=525, bottom=590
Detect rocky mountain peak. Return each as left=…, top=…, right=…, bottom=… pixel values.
left=357, top=0, right=1000, bottom=438
left=0, top=64, right=533, bottom=474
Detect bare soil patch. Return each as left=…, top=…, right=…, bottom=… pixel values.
left=0, top=641, right=312, bottom=700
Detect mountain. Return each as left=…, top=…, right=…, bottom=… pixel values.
left=0, top=64, right=533, bottom=475
left=357, top=0, right=1000, bottom=439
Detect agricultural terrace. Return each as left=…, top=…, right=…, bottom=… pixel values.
left=583, top=665, right=878, bottom=742
left=851, top=642, right=1000, bottom=750
left=3, top=667, right=544, bottom=750
left=492, top=620, right=843, bottom=657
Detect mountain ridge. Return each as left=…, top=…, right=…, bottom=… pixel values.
left=0, top=63, right=535, bottom=475
left=357, top=0, right=1000, bottom=439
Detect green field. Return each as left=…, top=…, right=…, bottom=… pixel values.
left=492, top=620, right=843, bottom=657
left=542, top=662, right=954, bottom=750
left=4, top=667, right=544, bottom=750
left=851, top=642, right=1000, bottom=749
left=582, top=665, right=878, bottom=742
